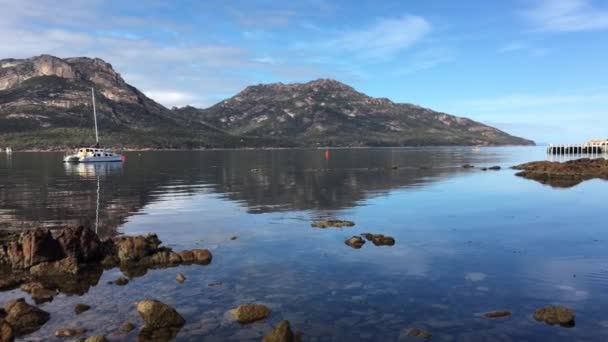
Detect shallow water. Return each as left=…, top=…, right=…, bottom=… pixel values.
left=1, top=147, right=608, bottom=341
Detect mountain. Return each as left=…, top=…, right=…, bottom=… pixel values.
left=174, top=79, right=534, bottom=146
left=0, top=55, right=243, bottom=149
left=0, top=55, right=533, bottom=149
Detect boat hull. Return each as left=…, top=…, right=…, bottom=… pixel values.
left=64, top=155, right=122, bottom=163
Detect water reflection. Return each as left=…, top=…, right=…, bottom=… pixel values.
left=0, top=148, right=539, bottom=235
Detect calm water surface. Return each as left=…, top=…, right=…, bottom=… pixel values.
left=1, top=147, right=607, bottom=341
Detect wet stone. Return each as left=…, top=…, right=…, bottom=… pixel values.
left=229, top=304, right=270, bottom=324
left=120, top=321, right=135, bottom=332
left=311, top=220, right=355, bottom=229
left=230, top=236, right=238, bottom=240
left=0, top=319, right=14, bottom=342
left=113, top=277, right=129, bottom=286
left=345, top=236, right=365, bottom=249
left=263, top=320, right=300, bottom=342
left=176, top=273, right=186, bottom=283
left=4, top=298, right=50, bottom=336
left=406, top=328, right=432, bottom=340
left=534, top=305, right=575, bottom=326
left=483, top=310, right=511, bottom=318
left=55, top=328, right=87, bottom=337
left=74, top=304, right=91, bottom=315
left=361, top=233, right=395, bottom=246
left=136, top=299, right=185, bottom=329
left=84, top=336, right=107, bottom=342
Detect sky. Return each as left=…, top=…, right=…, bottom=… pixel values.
left=0, top=0, right=606, bottom=143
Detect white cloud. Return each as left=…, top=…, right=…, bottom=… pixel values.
left=331, top=15, right=432, bottom=60
left=143, top=90, right=198, bottom=108
left=524, top=0, right=608, bottom=32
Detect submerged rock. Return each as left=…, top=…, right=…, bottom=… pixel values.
left=488, top=166, right=501, bottom=170
left=3, top=298, right=50, bottom=336
left=176, top=273, right=186, bottom=283
left=345, top=236, right=365, bottom=249
left=483, top=311, right=511, bottom=318
left=229, top=304, right=270, bottom=323
left=406, top=328, right=432, bottom=339
left=263, top=320, right=299, bottom=342
left=534, top=305, right=575, bottom=326
left=136, top=299, right=185, bottom=329
left=361, top=233, right=395, bottom=246
left=230, top=236, right=238, bottom=241
left=20, top=282, right=55, bottom=304
left=311, top=220, right=355, bottom=229
left=120, top=321, right=135, bottom=332
left=462, top=164, right=475, bottom=169
left=84, top=336, right=107, bottom=342
left=113, top=277, right=129, bottom=286
left=74, top=304, right=91, bottom=315
left=55, top=328, right=86, bottom=337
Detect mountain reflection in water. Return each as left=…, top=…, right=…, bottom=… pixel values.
left=0, top=148, right=513, bottom=236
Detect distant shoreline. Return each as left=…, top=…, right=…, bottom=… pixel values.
left=9, top=145, right=540, bottom=153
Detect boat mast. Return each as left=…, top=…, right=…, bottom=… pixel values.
left=91, top=87, right=99, bottom=146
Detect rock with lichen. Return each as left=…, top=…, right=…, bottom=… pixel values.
left=136, top=299, right=185, bottom=329
left=229, top=304, right=270, bottom=324
left=263, top=320, right=300, bottom=342
left=344, top=236, right=365, bottom=249
left=3, top=298, right=50, bottom=336
left=534, top=305, right=575, bottom=326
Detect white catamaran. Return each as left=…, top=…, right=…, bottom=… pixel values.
left=64, top=88, right=123, bottom=163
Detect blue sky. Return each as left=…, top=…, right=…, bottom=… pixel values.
left=0, top=0, right=606, bottom=143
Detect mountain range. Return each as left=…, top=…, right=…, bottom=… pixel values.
left=0, top=55, right=534, bottom=149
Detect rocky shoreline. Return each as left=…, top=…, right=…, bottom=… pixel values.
left=513, top=158, right=608, bottom=187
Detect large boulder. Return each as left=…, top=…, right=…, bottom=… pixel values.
left=113, top=234, right=162, bottom=263
left=136, top=300, right=185, bottom=329
left=4, top=298, right=50, bottom=336
left=54, top=226, right=103, bottom=262
left=3, top=229, right=62, bottom=269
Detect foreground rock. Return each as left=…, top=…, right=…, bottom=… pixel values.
left=483, top=310, right=511, bottom=318
left=0, top=319, right=14, bottom=342
left=534, top=305, right=575, bottom=326
left=513, top=158, right=608, bottom=187
left=229, top=304, right=270, bottom=323
left=263, top=320, right=300, bottom=342
left=361, top=233, right=395, bottom=246
left=0, top=227, right=213, bottom=304
left=3, top=298, right=50, bottom=336
left=136, top=300, right=185, bottom=329
left=84, top=336, right=107, bottom=342
left=137, top=300, right=184, bottom=341
left=311, top=220, right=355, bottom=229
left=345, top=236, right=365, bottom=249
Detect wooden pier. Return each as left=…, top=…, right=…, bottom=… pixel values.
left=547, top=144, right=607, bottom=155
